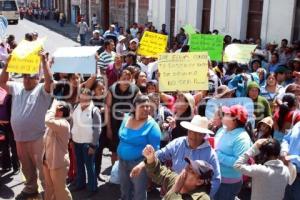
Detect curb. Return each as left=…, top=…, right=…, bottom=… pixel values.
left=30, top=19, right=80, bottom=43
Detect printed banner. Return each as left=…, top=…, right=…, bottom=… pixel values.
left=137, top=31, right=168, bottom=57
left=7, top=38, right=45, bottom=74
left=189, top=34, right=224, bottom=61
left=223, top=44, right=257, bottom=64
left=158, top=52, right=208, bottom=92
left=52, top=46, right=99, bottom=74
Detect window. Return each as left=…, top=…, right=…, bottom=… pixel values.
left=0, top=1, right=17, bottom=11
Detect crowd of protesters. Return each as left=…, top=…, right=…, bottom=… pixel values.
left=0, top=19, right=300, bottom=200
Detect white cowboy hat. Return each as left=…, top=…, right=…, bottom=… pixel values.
left=118, top=35, right=126, bottom=42
left=180, top=115, right=214, bottom=135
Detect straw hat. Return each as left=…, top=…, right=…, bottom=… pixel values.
left=180, top=115, right=213, bottom=135
left=215, top=85, right=236, bottom=98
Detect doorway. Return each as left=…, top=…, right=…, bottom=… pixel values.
left=246, top=0, right=264, bottom=40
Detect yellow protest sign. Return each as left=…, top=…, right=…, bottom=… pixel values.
left=223, top=44, right=257, bottom=64
left=7, top=38, right=45, bottom=74
left=158, top=52, right=208, bottom=92
left=137, top=31, right=168, bottom=57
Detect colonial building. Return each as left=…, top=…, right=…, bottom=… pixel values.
left=48, top=0, right=299, bottom=45
left=149, top=0, right=300, bottom=45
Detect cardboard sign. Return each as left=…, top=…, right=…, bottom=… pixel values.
left=137, top=31, right=168, bottom=57
left=7, top=38, right=45, bottom=74
left=183, top=24, right=196, bottom=35
left=52, top=46, right=99, bottom=74
left=223, top=44, right=257, bottom=64
left=158, top=52, right=208, bottom=92
left=189, top=34, right=224, bottom=61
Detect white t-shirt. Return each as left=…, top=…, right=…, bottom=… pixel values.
left=71, top=102, right=94, bottom=144
left=92, top=16, right=97, bottom=25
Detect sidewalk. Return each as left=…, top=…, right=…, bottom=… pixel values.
left=30, top=18, right=92, bottom=44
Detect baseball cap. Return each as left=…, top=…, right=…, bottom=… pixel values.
left=275, top=65, right=291, bottom=74
left=184, top=157, right=214, bottom=180
left=130, top=38, right=139, bottom=45
left=222, top=105, right=248, bottom=124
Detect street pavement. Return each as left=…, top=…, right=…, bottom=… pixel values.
left=0, top=19, right=161, bottom=200
left=6, top=18, right=80, bottom=54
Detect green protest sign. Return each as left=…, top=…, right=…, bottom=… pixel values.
left=189, top=34, right=224, bottom=61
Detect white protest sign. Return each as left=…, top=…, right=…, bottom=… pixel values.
left=52, top=46, right=99, bottom=74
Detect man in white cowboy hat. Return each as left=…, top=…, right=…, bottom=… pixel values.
left=116, top=35, right=127, bottom=56
left=130, top=115, right=221, bottom=198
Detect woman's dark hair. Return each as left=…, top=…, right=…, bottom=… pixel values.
left=271, top=52, right=279, bottom=60
left=25, top=33, right=33, bottom=41
left=226, top=61, right=238, bottom=75
left=126, top=51, right=137, bottom=64
left=278, top=93, right=297, bottom=130
left=53, top=79, right=71, bottom=100
left=260, top=138, right=281, bottom=159
left=199, top=169, right=213, bottom=195
left=57, top=101, right=71, bottom=118
left=91, top=77, right=105, bottom=92
left=265, top=72, right=276, bottom=86
left=131, top=95, right=150, bottom=116
left=134, top=70, right=147, bottom=82
left=119, top=69, right=133, bottom=79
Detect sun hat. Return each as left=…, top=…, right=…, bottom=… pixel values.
left=180, top=115, right=214, bottom=135
left=118, top=35, right=126, bottom=42
left=257, top=116, right=273, bottom=129
left=215, top=85, right=236, bottom=98
left=181, top=93, right=195, bottom=112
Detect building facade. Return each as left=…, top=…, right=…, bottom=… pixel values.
left=149, top=0, right=300, bottom=45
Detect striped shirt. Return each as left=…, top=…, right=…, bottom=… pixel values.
left=97, top=50, right=116, bottom=70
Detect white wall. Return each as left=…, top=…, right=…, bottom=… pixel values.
left=261, top=0, right=296, bottom=44
left=210, top=0, right=249, bottom=40
left=148, top=0, right=170, bottom=33
left=174, top=0, right=202, bottom=35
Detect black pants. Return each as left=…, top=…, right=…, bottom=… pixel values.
left=0, top=124, right=19, bottom=170
left=95, top=126, right=111, bottom=176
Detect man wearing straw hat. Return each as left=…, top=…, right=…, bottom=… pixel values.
left=130, top=115, right=221, bottom=198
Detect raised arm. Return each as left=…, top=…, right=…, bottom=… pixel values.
left=0, top=56, right=11, bottom=92
left=41, top=51, right=53, bottom=93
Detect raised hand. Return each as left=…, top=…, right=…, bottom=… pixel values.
left=143, top=145, right=155, bottom=164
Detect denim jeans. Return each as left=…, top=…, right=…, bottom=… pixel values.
left=119, top=158, right=147, bottom=200
left=214, top=181, right=243, bottom=200
left=80, top=34, right=86, bottom=46
left=284, top=176, right=300, bottom=200
left=74, top=142, right=97, bottom=191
